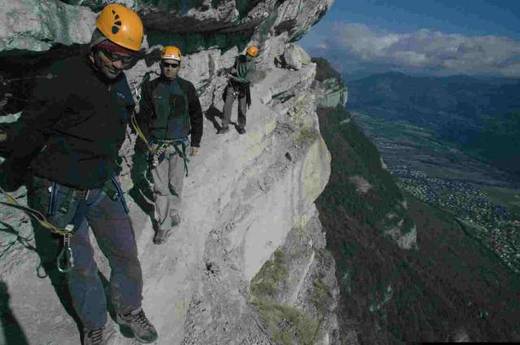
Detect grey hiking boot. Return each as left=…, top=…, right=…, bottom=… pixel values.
left=83, top=327, right=106, bottom=345
left=153, top=228, right=172, bottom=244
left=153, top=213, right=180, bottom=245
left=117, top=308, right=158, bottom=343
left=217, top=126, right=229, bottom=134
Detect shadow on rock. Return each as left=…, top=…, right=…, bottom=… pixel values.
left=205, top=104, right=224, bottom=131
left=129, top=143, right=155, bottom=220
left=0, top=281, right=29, bottom=345
left=25, top=187, right=83, bottom=334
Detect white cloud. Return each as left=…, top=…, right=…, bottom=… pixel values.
left=322, top=23, right=520, bottom=77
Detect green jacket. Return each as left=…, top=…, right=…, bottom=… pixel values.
left=230, top=54, right=256, bottom=85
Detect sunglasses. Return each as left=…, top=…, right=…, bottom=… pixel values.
left=161, top=61, right=180, bottom=69
left=99, top=49, right=136, bottom=66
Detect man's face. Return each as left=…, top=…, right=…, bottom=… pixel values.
left=161, top=59, right=181, bottom=80
left=92, top=49, right=134, bottom=80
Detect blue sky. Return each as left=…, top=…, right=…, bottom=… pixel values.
left=300, top=0, right=520, bottom=78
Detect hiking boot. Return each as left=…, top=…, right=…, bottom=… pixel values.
left=117, top=308, right=158, bottom=343
left=153, top=213, right=180, bottom=245
left=153, top=228, right=172, bottom=245
left=217, top=126, right=229, bottom=134
left=83, top=327, right=106, bottom=345
left=236, top=127, right=246, bottom=135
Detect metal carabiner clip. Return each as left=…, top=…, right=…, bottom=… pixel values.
left=57, top=226, right=75, bottom=273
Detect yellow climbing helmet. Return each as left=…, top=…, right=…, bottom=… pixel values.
left=246, top=46, right=259, bottom=58
left=96, top=4, right=144, bottom=52
left=161, top=46, right=182, bottom=61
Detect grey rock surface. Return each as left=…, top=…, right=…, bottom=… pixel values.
left=61, top=0, right=334, bottom=43
left=0, top=0, right=95, bottom=51
left=283, top=43, right=312, bottom=70
left=312, top=78, right=348, bottom=109
left=0, top=1, right=339, bottom=344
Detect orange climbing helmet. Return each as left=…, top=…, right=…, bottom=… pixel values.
left=95, top=4, right=144, bottom=52
left=246, top=45, right=259, bottom=58
left=161, top=46, right=182, bottom=61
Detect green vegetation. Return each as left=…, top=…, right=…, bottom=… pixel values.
left=317, top=106, right=412, bottom=233
left=316, top=100, right=520, bottom=342
left=393, top=167, right=520, bottom=272
left=250, top=249, right=287, bottom=298
left=354, top=109, right=520, bottom=271
left=310, top=278, right=331, bottom=315
left=250, top=249, right=321, bottom=345
left=480, top=186, right=520, bottom=215
left=347, top=73, right=520, bottom=178
left=294, top=127, right=319, bottom=147
left=468, top=111, right=520, bottom=176
left=252, top=299, right=319, bottom=345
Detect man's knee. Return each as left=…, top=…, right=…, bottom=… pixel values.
left=69, top=255, right=98, bottom=280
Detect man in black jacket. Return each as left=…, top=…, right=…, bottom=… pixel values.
left=137, top=45, right=203, bottom=244
left=0, top=4, right=157, bottom=345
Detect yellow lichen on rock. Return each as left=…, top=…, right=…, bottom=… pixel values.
left=302, top=136, right=331, bottom=205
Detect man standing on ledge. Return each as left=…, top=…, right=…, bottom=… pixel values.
left=218, top=45, right=258, bottom=135
left=137, top=45, right=203, bottom=244
left=0, top=4, right=157, bottom=345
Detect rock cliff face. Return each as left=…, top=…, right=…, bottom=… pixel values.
left=312, top=58, right=348, bottom=113
left=314, top=62, right=520, bottom=344
left=0, top=1, right=339, bottom=345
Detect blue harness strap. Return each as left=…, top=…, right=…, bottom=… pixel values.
left=111, top=175, right=129, bottom=214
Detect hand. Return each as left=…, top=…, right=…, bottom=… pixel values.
left=190, top=147, right=199, bottom=156
left=0, top=130, right=6, bottom=143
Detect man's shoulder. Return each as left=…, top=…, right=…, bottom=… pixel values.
left=237, top=54, right=247, bottom=63
left=30, top=55, right=89, bottom=97
left=145, top=75, right=162, bottom=91
left=33, top=55, right=91, bottom=93
left=48, top=55, right=89, bottom=77
left=177, top=77, right=195, bottom=89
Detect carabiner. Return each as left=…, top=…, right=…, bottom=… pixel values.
left=57, top=232, right=74, bottom=273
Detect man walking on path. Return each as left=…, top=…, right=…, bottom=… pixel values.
left=218, top=45, right=258, bottom=135
left=0, top=4, right=157, bottom=345
left=137, top=45, right=203, bottom=244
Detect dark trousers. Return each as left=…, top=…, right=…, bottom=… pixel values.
left=222, top=85, right=247, bottom=129
left=29, top=176, right=143, bottom=330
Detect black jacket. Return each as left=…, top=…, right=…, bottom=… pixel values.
left=138, top=75, right=203, bottom=147
left=2, top=55, right=134, bottom=189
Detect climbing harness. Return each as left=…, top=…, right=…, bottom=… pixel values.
left=132, top=111, right=190, bottom=176
left=0, top=185, right=75, bottom=237
left=150, top=138, right=190, bottom=177
left=0, top=184, right=77, bottom=273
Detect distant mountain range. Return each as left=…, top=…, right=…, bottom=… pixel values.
left=346, top=72, right=520, bottom=178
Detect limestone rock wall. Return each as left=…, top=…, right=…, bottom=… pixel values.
left=0, top=1, right=340, bottom=344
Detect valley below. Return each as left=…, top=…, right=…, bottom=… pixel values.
left=353, top=111, right=520, bottom=273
